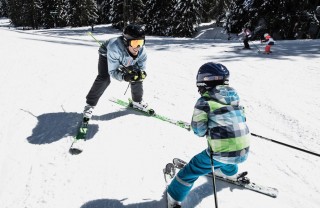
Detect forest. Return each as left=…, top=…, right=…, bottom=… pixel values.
left=1, top=0, right=319, bottom=39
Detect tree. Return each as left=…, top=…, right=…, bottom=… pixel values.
left=0, top=0, right=8, bottom=17
left=171, top=0, right=202, bottom=37
left=97, top=0, right=112, bottom=24
left=109, top=0, right=124, bottom=29
left=127, top=0, right=145, bottom=24
left=41, top=0, right=57, bottom=28
left=55, top=0, right=69, bottom=27
left=7, top=0, right=23, bottom=26
left=7, top=0, right=42, bottom=29
left=68, top=0, right=98, bottom=27
left=144, top=0, right=175, bottom=36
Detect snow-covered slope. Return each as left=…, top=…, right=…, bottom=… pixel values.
left=0, top=18, right=319, bottom=208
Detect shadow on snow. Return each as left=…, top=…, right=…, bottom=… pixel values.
left=26, top=109, right=151, bottom=145
left=80, top=177, right=245, bottom=208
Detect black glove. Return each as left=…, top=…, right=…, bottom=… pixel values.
left=138, top=70, right=147, bottom=81
left=123, top=70, right=139, bottom=82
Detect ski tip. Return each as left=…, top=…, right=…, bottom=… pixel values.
left=164, top=163, right=175, bottom=171
left=164, top=163, right=176, bottom=179
left=173, top=158, right=187, bottom=169
left=173, top=158, right=186, bottom=164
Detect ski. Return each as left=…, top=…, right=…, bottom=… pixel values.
left=164, top=163, right=176, bottom=184
left=109, top=97, right=191, bottom=131
left=69, top=118, right=89, bottom=155
left=172, top=158, right=278, bottom=198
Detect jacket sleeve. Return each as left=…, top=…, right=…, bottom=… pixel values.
left=191, top=98, right=209, bottom=137
left=108, top=53, right=123, bottom=80
left=107, top=42, right=124, bottom=81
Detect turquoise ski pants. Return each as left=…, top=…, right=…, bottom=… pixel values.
left=167, top=150, right=238, bottom=202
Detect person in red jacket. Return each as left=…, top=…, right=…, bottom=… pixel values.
left=261, top=33, right=275, bottom=54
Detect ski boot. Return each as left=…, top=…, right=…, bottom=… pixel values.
left=131, top=100, right=148, bottom=110
left=83, top=104, right=95, bottom=121
left=167, top=192, right=182, bottom=208
left=130, top=99, right=155, bottom=115
left=215, top=169, right=250, bottom=184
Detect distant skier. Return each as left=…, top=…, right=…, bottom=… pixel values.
left=238, top=27, right=252, bottom=49
left=166, top=62, right=250, bottom=207
left=82, top=24, right=149, bottom=122
left=261, top=33, right=275, bottom=54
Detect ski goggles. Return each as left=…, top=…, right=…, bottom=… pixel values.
left=129, top=39, right=145, bottom=48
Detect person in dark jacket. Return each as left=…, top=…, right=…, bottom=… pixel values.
left=238, top=28, right=252, bottom=49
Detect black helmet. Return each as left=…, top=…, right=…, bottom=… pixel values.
left=123, top=24, right=145, bottom=45
left=196, top=62, right=229, bottom=93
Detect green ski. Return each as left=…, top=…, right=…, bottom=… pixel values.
left=69, top=118, right=89, bottom=155
left=109, top=97, right=191, bottom=131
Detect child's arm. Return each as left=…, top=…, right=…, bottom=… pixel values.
left=191, top=99, right=209, bottom=137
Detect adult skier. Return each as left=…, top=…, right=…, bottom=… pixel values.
left=166, top=62, right=251, bottom=207
left=83, top=24, right=149, bottom=121
left=238, top=27, right=252, bottom=49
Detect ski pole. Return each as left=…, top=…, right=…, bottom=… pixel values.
left=120, top=64, right=133, bottom=95
left=124, top=82, right=130, bottom=95
left=251, top=133, right=320, bottom=157
left=249, top=40, right=261, bottom=52
left=87, top=32, right=102, bottom=46
left=209, top=146, right=219, bottom=208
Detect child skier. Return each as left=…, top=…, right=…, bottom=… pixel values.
left=261, top=33, right=275, bottom=54
left=166, top=62, right=250, bottom=207
left=238, top=27, right=252, bottom=49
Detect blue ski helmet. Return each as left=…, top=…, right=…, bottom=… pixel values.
left=196, top=62, right=229, bottom=93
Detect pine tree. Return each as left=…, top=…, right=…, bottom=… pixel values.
left=8, top=0, right=42, bottom=29
left=41, top=0, right=56, bottom=28
left=110, top=0, right=124, bottom=29
left=86, top=0, right=99, bottom=28
left=55, top=0, right=69, bottom=27
left=127, top=0, right=145, bottom=24
left=98, top=0, right=112, bottom=24
left=171, top=0, right=202, bottom=37
left=68, top=0, right=98, bottom=27
left=144, top=0, right=175, bottom=36
left=0, top=0, right=8, bottom=17
left=7, top=0, right=25, bottom=27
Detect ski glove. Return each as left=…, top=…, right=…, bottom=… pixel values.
left=138, top=70, right=147, bottom=81
left=123, top=70, right=139, bottom=82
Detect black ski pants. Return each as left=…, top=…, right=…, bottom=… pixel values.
left=243, top=36, right=250, bottom=49
left=86, top=55, right=144, bottom=106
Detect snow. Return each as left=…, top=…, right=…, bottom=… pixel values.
left=1, top=18, right=320, bottom=208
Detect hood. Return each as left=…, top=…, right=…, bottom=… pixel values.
left=203, top=85, right=240, bottom=106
